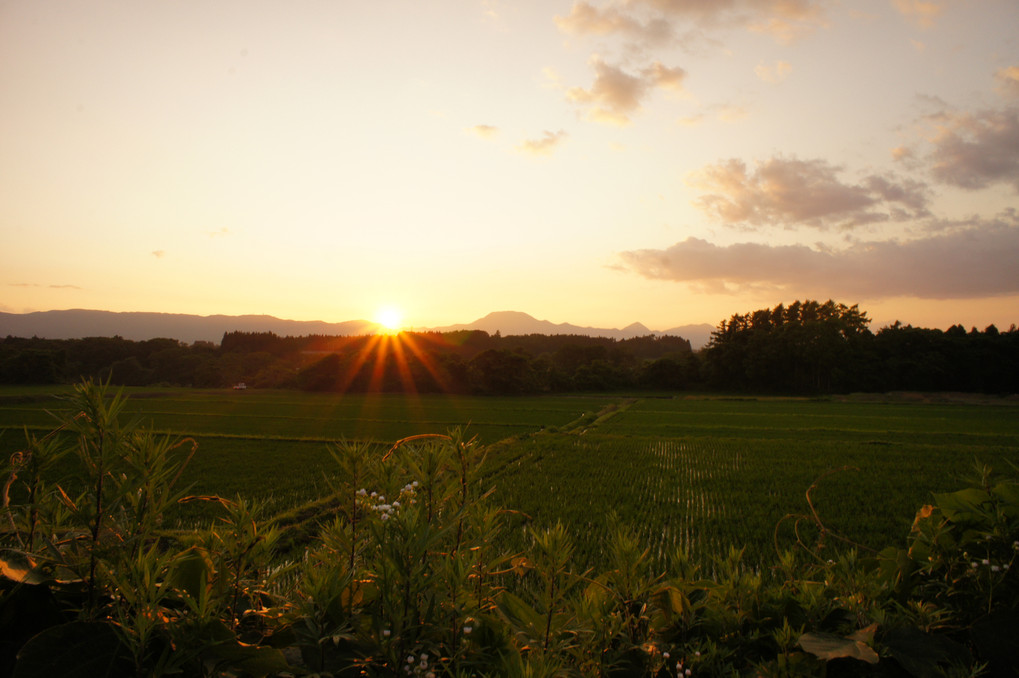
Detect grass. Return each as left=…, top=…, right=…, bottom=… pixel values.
left=3, top=386, right=1017, bottom=569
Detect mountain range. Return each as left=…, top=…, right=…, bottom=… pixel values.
left=0, top=309, right=714, bottom=349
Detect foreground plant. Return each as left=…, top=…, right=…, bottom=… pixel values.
left=1, top=380, right=1017, bottom=677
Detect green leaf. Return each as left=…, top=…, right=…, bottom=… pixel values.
left=497, top=591, right=545, bottom=636
left=201, top=642, right=291, bottom=678
left=0, top=550, right=48, bottom=586
left=13, top=621, right=133, bottom=678
left=847, top=623, right=877, bottom=644
left=169, top=546, right=214, bottom=600
left=798, top=632, right=879, bottom=664
left=934, top=488, right=991, bottom=522
left=883, top=627, right=969, bottom=678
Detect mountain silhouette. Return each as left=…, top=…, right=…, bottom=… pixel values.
left=0, top=309, right=714, bottom=349
left=430, top=311, right=713, bottom=347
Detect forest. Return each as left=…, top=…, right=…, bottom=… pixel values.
left=1, top=300, right=1016, bottom=395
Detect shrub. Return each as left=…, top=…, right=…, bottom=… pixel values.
left=1, top=380, right=1016, bottom=677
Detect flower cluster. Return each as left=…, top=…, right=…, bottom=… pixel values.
left=356, top=482, right=419, bottom=521
left=969, top=558, right=1011, bottom=573
left=668, top=650, right=699, bottom=677
left=403, top=651, right=437, bottom=677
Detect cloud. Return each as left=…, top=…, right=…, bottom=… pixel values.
left=516, top=130, right=569, bottom=156
left=925, top=107, right=1019, bottom=191
left=892, top=0, right=947, bottom=29
left=678, top=104, right=749, bottom=126
left=996, top=66, right=1019, bottom=98
left=152, top=250, right=166, bottom=258
left=555, top=0, right=829, bottom=45
left=754, top=60, right=791, bottom=84
left=9, top=283, right=82, bottom=290
left=567, top=56, right=686, bottom=125
left=688, top=156, right=931, bottom=230
left=468, top=124, right=500, bottom=139
left=207, top=227, right=230, bottom=238
left=554, top=2, right=673, bottom=44
left=618, top=216, right=1019, bottom=299
left=891, top=146, right=914, bottom=162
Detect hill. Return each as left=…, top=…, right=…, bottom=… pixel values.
left=429, top=311, right=713, bottom=348
left=0, top=310, right=379, bottom=345
left=0, top=309, right=713, bottom=348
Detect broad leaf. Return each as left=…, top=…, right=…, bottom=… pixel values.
left=798, top=631, right=879, bottom=664
left=13, top=621, right=132, bottom=678
left=0, top=550, right=47, bottom=586
left=202, top=642, right=291, bottom=678
left=883, top=627, right=969, bottom=678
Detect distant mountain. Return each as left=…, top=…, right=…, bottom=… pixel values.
left=1, top=309, right=715, bottom=349
left=0, top=310, right=379, bottom=345
left=427, top=311, right=714, bottom=349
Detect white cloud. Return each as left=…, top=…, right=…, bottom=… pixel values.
left=925, top=107, right=1019, bottom=191
left=567, top=56, right=686, bottom=125
left=516, top=130, right=569, bottom=156
left=754, top=60, right=791, bottom=84
left=468, top=124, right=500, bottom=139
left=555, top=0, right=829, bottom=45
left=688, top=156, right=930, bottom=230
left=892, top=0, right=947, bottom=29
left=554, top=2, right=673, bottom=44
left=995, top=66, right=1019, bottom=98
left=618, top=215, right=1019, bottom=299
left=9, top=283, right=83, bottom=290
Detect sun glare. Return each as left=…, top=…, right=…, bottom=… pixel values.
left=375, top=306, right=404, bottom=333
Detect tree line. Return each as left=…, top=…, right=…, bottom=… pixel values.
left=0, top=330, right=697, bottom=394
left=1, top=300, right=1016, bottom=394
left=703, top=300, right=1017, bottom=394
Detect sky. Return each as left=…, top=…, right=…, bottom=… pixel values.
left=2, top=0, right=1018, bottom=333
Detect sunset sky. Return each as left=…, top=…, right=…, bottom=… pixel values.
left=2, top=0, right=1018, bottom=333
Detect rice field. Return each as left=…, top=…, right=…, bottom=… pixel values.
left=489, top=432, right=1018, bottom=570
left=2, top=386, right=1016, bottom=569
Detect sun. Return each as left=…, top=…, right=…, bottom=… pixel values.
left=374, top=305, right=404, bottom=333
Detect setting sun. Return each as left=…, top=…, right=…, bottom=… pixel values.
left=374, top=306, right=404, bottom=333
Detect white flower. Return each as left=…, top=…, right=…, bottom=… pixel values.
left=381, top=513, right=390, bottom=521
left=463, top=626, right=473, bottom=634
left=407, top=655, right=415, bottom=663
left=379, top=495, right=386, bottom=502
left=412, top=481, right=419, bottom=487
left=663, top=652, right=670, bottom=659
left=420, top=653, right=428, bottom=661
left=971, top=562, right=979, bottom=569
left=982, top=559, right=990, bottom=565
left=357, top=488, right=368, bottom=496
left=393, top=501, right=401, bottom=508
left=383, top=629, right=391, bottom=637
left=685, top=670, right=692, bottom=676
